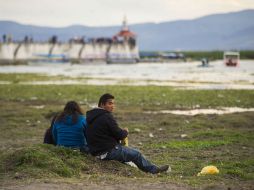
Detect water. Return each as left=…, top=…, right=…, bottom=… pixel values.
left=145, top=107, right=254, bottom=115
left=0, top=60, right=254, bottom=89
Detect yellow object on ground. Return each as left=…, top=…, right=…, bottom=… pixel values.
left=120, top=137, right=128, bottom=146
left=197, top=165, right=219, bottom=176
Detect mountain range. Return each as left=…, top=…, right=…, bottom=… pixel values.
left=0, top=9, right=254, bottom=51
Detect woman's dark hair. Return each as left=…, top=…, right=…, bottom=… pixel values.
left=56, top=101, right=84, bottom=124
left=98, top=93, right=114, bottom=107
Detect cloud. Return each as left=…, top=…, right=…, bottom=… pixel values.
left=0, top=0, right=253, bottom=26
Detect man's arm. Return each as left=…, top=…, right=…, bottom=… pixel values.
left=106, top=113, right=128, bottom=140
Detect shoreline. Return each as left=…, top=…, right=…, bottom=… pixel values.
left=0, top=60, right=253, bottom=89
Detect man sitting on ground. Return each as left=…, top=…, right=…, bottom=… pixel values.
left=85, top=93, right=169, bottom=174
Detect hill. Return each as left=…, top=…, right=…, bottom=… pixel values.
left=0, top=9, right=254, bottom=50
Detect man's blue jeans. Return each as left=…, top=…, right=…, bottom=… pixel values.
left=104, top=144, right=158, bottom=174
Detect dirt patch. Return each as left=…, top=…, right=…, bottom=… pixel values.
left=2, top=181, right=194, bottom=190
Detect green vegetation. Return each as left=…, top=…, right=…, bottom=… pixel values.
left=140, top=50, right=254, bottom=61
left=0, top=73, right=253, bottom=189
left=2, top=145, right=88, bottom=178
left=0, top=73, right=254, bottom=110
left=0, top=73, right=69, bottom=83
left=1, top=144, right=141, bottom=179
left=147, top=140, right=231, bottom=149
left=182, top=51, right=223, bottom=61
left=1, top=84, right=254, bottom=109
left=183, top=50, right=254, bottom=61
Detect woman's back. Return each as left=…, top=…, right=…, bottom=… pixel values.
left=53, top=114, right=87, bottom=148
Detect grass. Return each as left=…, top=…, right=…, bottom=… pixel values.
left=0, top=83, right=254, bottom=110
left=140, top=50, right=254, bottom=60
left=0, top=73, right=77, bottom=83
left=2, top=144, right=88, bottom=178
left=147, top=140, right=231, bottom=149
left=0, top=144, right=143, bottom=181
left=0, top=73, right=253, bottom=189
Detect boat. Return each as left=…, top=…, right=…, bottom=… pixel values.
left=224, top=51, right=240, bottom=66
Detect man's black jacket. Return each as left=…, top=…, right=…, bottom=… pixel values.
left=86, top=108, right=128, bottom=156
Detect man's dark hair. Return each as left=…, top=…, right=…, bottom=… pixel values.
left=98, top=93, right=114, bottom=107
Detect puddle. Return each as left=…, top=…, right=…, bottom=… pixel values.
left=0, top=81, right=11, bottom=84
left=21, top=80, right=85, bottom=85
left=30, top=105, right=45, bottom=109
left=145, top=107, right=254, bottom=115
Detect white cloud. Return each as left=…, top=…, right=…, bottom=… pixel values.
left=0, top=0, right=253, bottom=26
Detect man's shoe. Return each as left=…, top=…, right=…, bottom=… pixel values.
left=153, top=165, right=170, bottom=174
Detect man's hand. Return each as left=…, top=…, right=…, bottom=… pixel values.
left=124, top=128, right=129, bottom=132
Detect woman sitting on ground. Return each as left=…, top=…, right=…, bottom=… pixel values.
left=52, top=101, right=89, bottom=153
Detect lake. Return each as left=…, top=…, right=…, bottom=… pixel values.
left=0, top=60, right=253, bottom=89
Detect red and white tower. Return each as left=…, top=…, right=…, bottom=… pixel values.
left=113, top=16, right=136, bottom=42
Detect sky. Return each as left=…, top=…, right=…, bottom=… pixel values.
left=0, top=0, right=254, bottom=27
